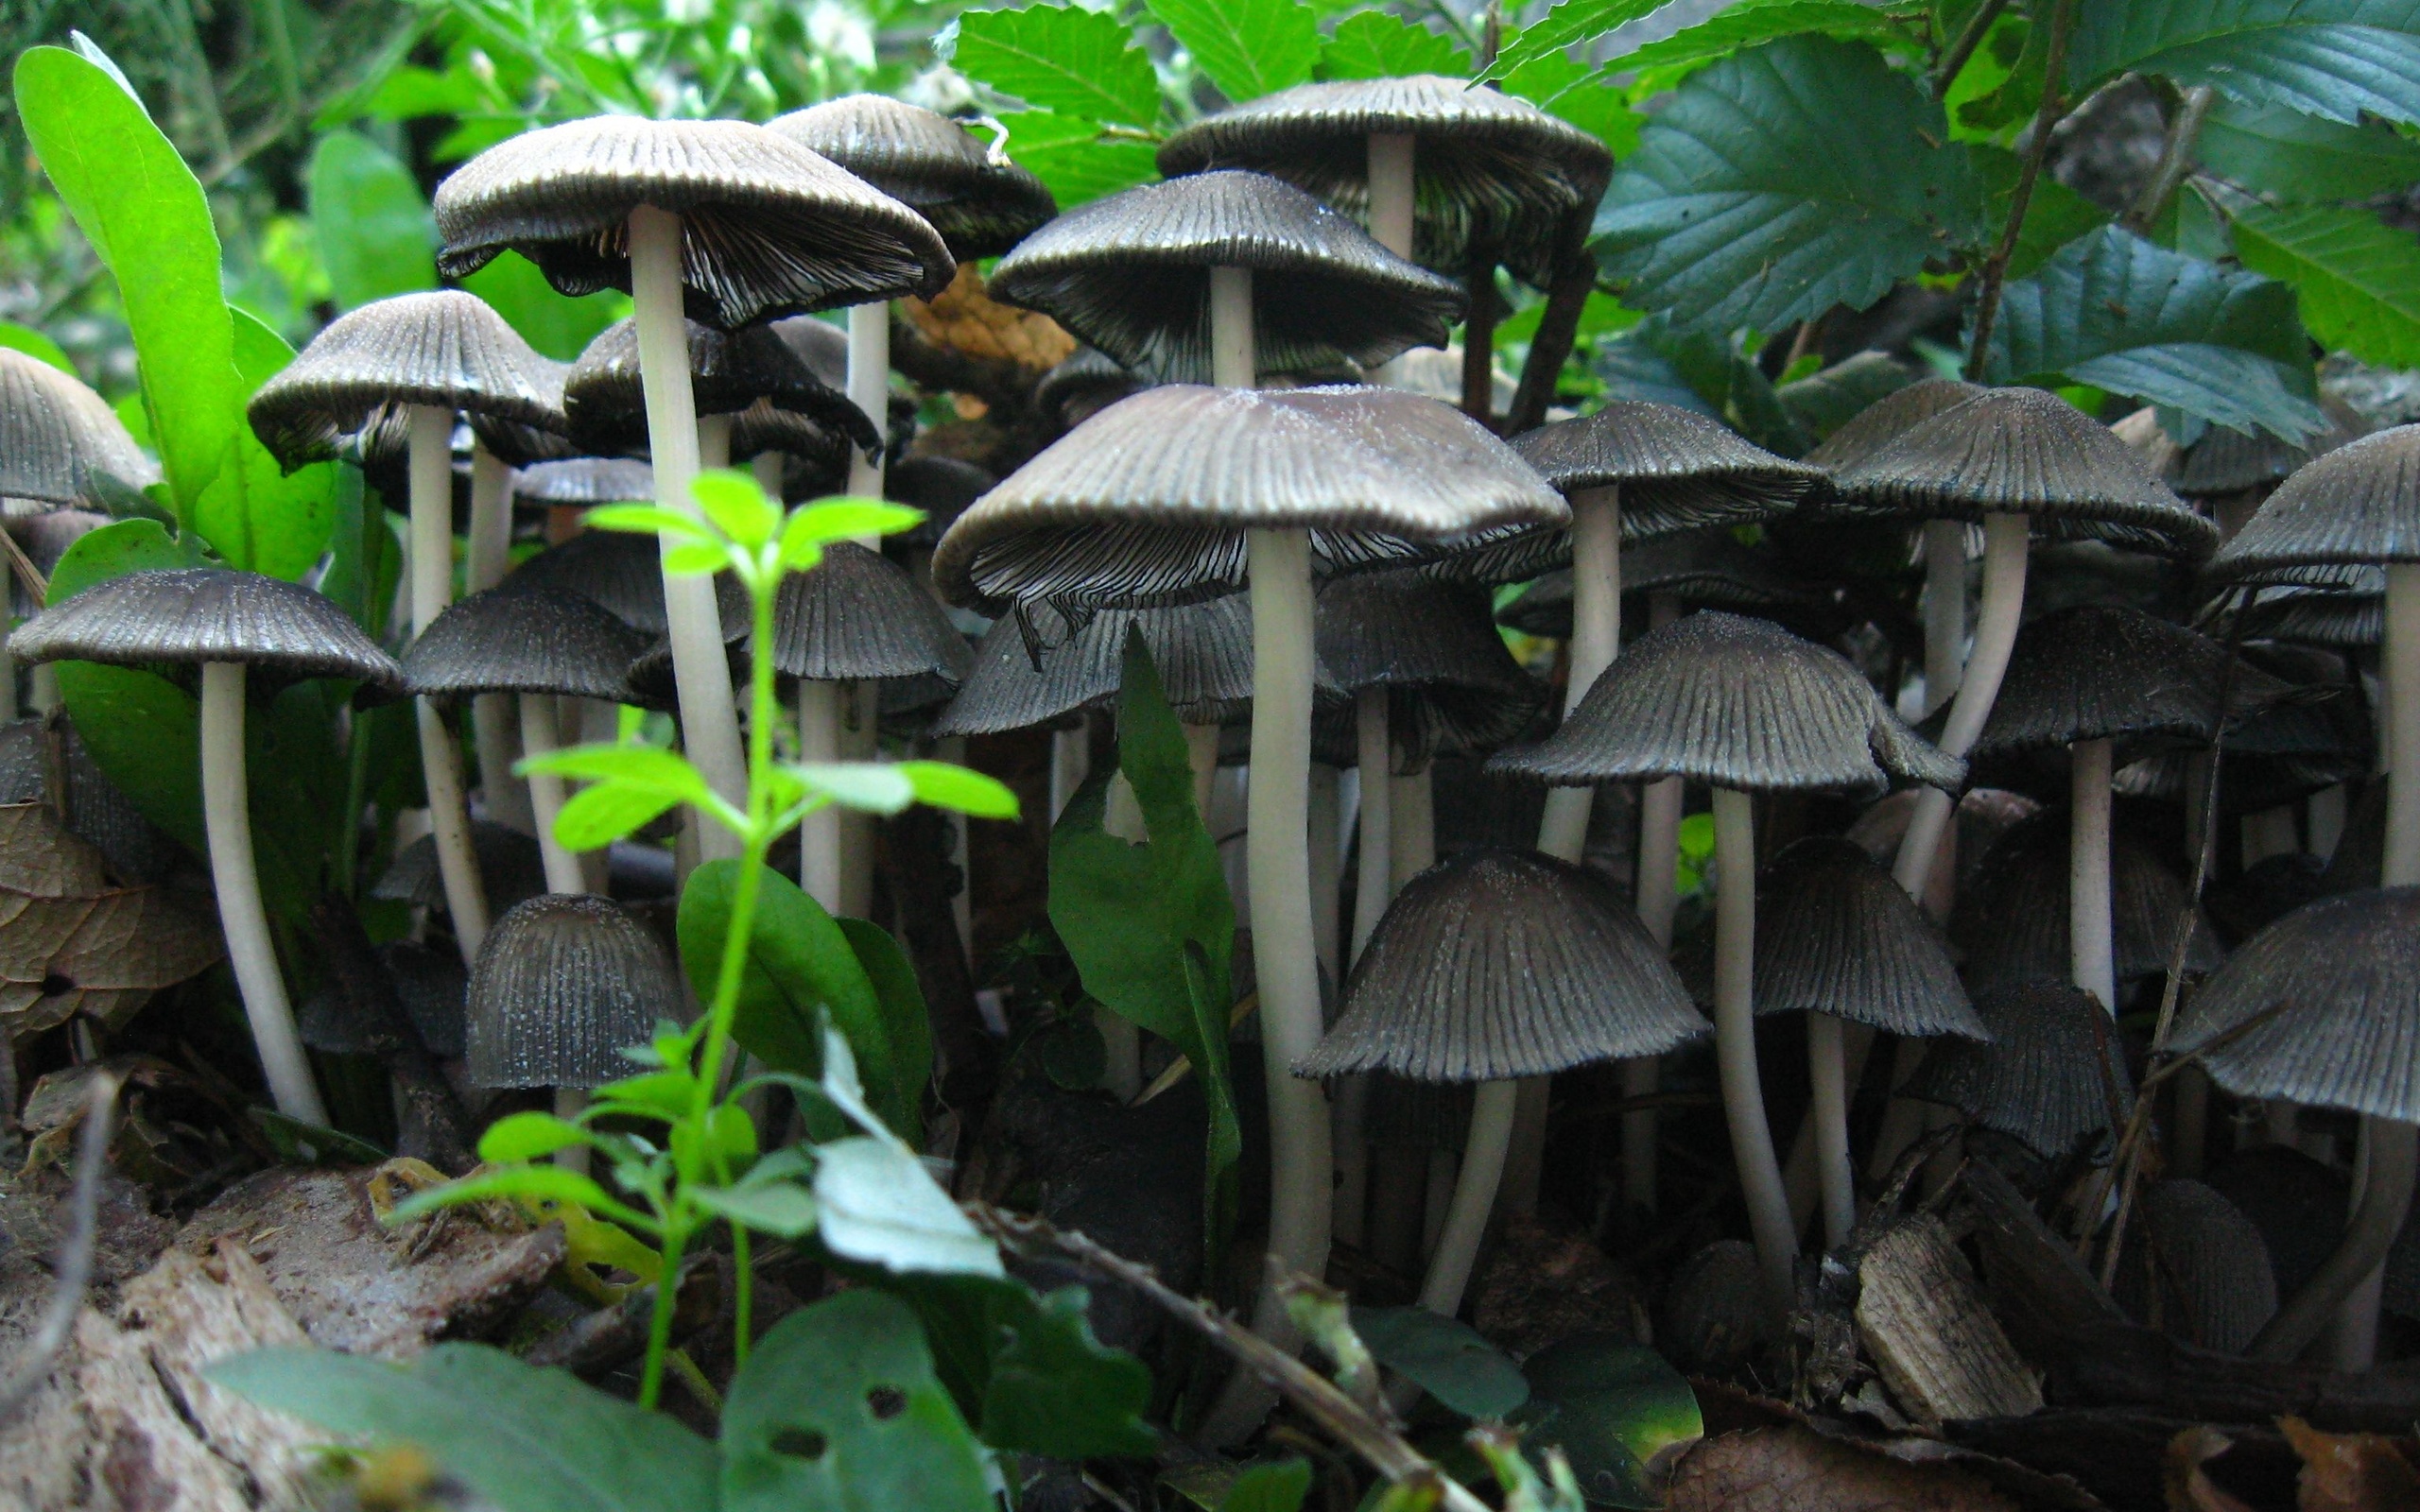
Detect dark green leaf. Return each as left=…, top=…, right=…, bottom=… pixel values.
left=1774, top=351, right=1917, bottom=442
left=1320, top=13, right=1470, bottom=79
left=1592, top=37, right=1990, bottom=334
left=1353, top=1306, right=1530, bottom=1419
left=811, top=1136, right=1003, bottom=1277
left=249, top=1109, right=387, bottom=1166
left=2197, top=96, right=2420, bottom=200
left=49, top=521, right=206, bottom=857
left=459, top=249, right=626, bottom=361
left=835, top=917, right=933, bottom=1144
left=1595, top=315, right=1807, bottom=455
left=2068, top=1, right=2420, bottom=126
left=1487, top=0, right=1668, bottom=81
left=943, top=6, right=1164, bottom=128
left=2234, top=202, right=2420, bottom=368
left=1497, top=54, right=1641, bottom=159
left=1972, top=143, right=2111, bottom=280
left=722, top=1291, right=992, bottom=1512
left=1221, top=1461, right=1313, bottom=1512
left=1613, top=0, right=1910, bottom=85
left=1148, top=0, right=1320, bottom=102
left=209, top=1344, right=717, bottom=1512
left=307, top=130, right=438, bottom=311
left=1510, top=1335, right=1702, bottom=1509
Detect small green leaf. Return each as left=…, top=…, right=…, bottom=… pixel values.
left=1497, top=54, right=1642, bottom=157
left=2234, top=202, right=2420, bottom=370
left=994, top=113, right=1162, bottom=208
left=1607, top=0, right=1908, bottom=85
left=1220, top=1461, right=1313, bottom=1512
left=389, top=1164, right=651, bottom=1231
left=663, top=541, right=734, bottom=576
left=784, top=498, right=925, bottom=550
left=691, top=1180, right=820, bottom=1238
left=813, top=1137, right=1005, bottom=1279
left=835, top=918, right=934, bottom=1145
left=478, top=1111, right=593, bottom=1162
left=692, top=470, right=780, bottom=550
left=1320, top=12, right=1469, bottom=79
left=790, top=762, right=918, bottom=815
left=1486, top=0, right=1667, bottom=81
left=307, top=130, right=438, bottom=310
left=522, top=743, right=715, bottom=799
left=0, top=321, right=74, bottom=371
left=460, top=249, right=626, bottom=361
left=943, top=5, right=1165, bottom=128
left=894, top=761, right=1021, bottom=819
left=1147, top=0, right=1319, bottom=103
left=584, top=503, right=717, bottom=541
left=550, top=783, right=682, bottom=851
left=1354, top=1306, right=1530, bottom=1419
left=591, top=1068, right=700, bottom=1120
left=1510, top=1335, right=1702, bottom=1510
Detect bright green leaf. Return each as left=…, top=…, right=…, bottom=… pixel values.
left=460, top=250, right=627, bottom=362
left=550, top=783, right=683, bottom=851
left=1221, top=1461, right=1313, bottom=1512
left=307, top=130, right=438, bottom=311
left=663, top=541, right=733, bottom=576
left=692, top=470, right=780, bottom=549
left=785, top=498, right=925, bottom=550
left=478, top=1111, right=593, bottom=1163
left=2067, top=1, right=2420, bottom=126
left=2198, top=96, right=2420, bottom=200
left=1487, top=0, right=1667, bottom=81
left=1511, top=1336, right=1701, bottom=1510
left=812, top=1137, right=1004, bottom=1278
left=1320, top=12, right=1470, bottom=79
left=195, top=310, right=337, bottom=579
left=2234, top=202, right=2420, bottom=369
left=521, top=742, right=714, bottom=799
left=942, top=6, right=1164, bottom=128
left=691, top=1179, right=820, bottom=1238
left=790, top=762, right=918, bottom=815
left=1497, top=54, right=1642, bottom=158
left=1000, top=124, right=1163, bottom=209
left=388, top=1164, right=651, bottom=1230
left=1148, top=0, right=1320, bottom=103
left=1354, top=1306, right=1530, bottom=1419
left=583, top=503, right=717, bottom=542
left=0, top=322, right=73, bottom=371
left=894, top=761, right=1021, bottom=819
left=1609, top=0, right=1909, bottom=85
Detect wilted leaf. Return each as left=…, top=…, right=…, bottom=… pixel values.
left=812, top=1136, right=1003, bottom=1279
left=1666, top=1425, right=2022, bottom=1512
left=2167, top=1425, right=2261, bottom=1512
left=2282, top=1417, right=2420, bottom=1512
left=0, top=803, right=221, bottom=1037
left=908, top=265, right=1078, bottom=371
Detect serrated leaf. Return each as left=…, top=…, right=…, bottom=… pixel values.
left=994, top=114, right=1162, bottom=207
left=2234, top=202, right=2420, bottom=368
left=812, top=1136, right=1003, bottom=1278
left=1610, top=0, right=1909, bottom=85
left=1320, top=12, right=1470, bottom=79
left=1487, top=0, right=1667, bottom=81
left=2198, top=96, right=2420, bottom=200
left=2067, top=1, right=2420, bottom=126
left=1149, top=0, right=1319, bottom=102
left=1498, top=54, right=1641, bottom=158
left=307, top=130, right=438, bottom=311
left=1354, top=1305, right=1530, bottom=1418
left=944, top=6, right=1163, bottom=128
left=1591, top=37, right=1990, bottom=334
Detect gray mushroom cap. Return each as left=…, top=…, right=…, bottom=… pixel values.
left=1313, top=569, right=1543, bottom=766
left=1751, top=837, right=1983, bottom=1038
left=769, top=94, right=1055, bottom=261
left=2209, top=424, right=2420, bottom=585
left=372, top=818, right=547, bottom=917
left=2230, top=576, right=2383, bottom=648
left=888, top=455, right=996, bottom=548
left=562, top=315, right=877, bottom=457
left=247, top=291, right=569, bottom=471
left=503, top=529, right=748, bottom=640
left=401, top=585, right=652, bottom=702
left=511, top=456, right=656, bottom=509
left=1953, top=812, right=2224, bottom=990
left=931, top=384, right=1567, bottom=613
left=297, top=939, right=468, bottom=1059
left=1906, top=978, right=2135, bottom=1161
left=988, top=169, right=1463, bottom=383
left=1494, top=527, right=1839, bottom=639
left=769, top=542, right=973, bottom=684
left=1803, top=378, right=1984, bottom=472
left=465, top=892, right=689, bottom=1089
left=1034, top=347, right=1145, bottom=431
left=1154, top=75, right=1613, bottom=287
left=1830, top=387, right=2218, bottom=558
left=2169, top=887, right=2420, bottom=1123
left=1969, top=604, right=2302, bottom=762
left=2126, top=1179, right=2279, bottom=1355
left=9, top=569, right=403, bottom=690
left=1488, top=610, right=1962, bottom=797
left=1297, top=848, right=1707, bottom=1082
left=0, top=348, right=160, bottom=509
left=432, top=115, right=956, bottom=327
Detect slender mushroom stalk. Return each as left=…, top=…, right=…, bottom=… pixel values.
left=1893, top=512, right=2030, bottom=898
left=200, top=661, right=328, bottom=1125
left=847, top=301, right=890, bottom=497
left=1351, top=690, right=1393, bottom=963
left=1422, top=1078, right=1517, bottom=1314
left=1184, top=722, right=1221, bottom=831
left=629, top=206, right=746, bottom=862
left=1050, top=723, right=1090, bottom=819
left=697, top=413, right=734, bottom=471
left=518, top=694, right=588, bottom=896
left=465, top=443, right=532, bottom=835
left=1921, top=518, right=1966, bottom=713
left=2069, top=735, right=2118, bottom=1013
left=2388, top=562, right=2420, bottom=886
left=1713, top=785, right=1795, bottom=1311
left=408, top=404, right=492, bottom=960
left=798, top=679, right=843, bottom=906
left=1625, top=593, right=1686, bottom=1214
left=1535, top=487, right=1620, bottom=864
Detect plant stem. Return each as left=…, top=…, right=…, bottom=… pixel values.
left=638, top=1220, right=692, bottom=1409
left=2124, top=86, right=2215, bottom=234
left=1962, top=0, right=2079, bottom=383
left=1931, top=0, right=2013, bottom=98
left=1505, top=255, right=1595, bottom=436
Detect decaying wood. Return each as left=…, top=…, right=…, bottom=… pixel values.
left=1856, top=1211, right=2043, bottom=1426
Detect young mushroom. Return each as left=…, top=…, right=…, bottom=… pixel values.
left=1905, top=977, right=2135, bottom=1169
left=9, top=568, right=406, bottom=1122
left=1953, top=812, right=2224, bottom=994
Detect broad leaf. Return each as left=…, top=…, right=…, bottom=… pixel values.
left=307, top=130, right=438, bottom=310
left=1354, top=1306, right=1530, bottom=1419
left=1510, top=1335, right=1702, bottom=1509
left=812, top=1136, right=1004, bottom=1278
left=1320, top=12, right=1470, bottom=78
left=460, top=249, right=625, bottom=361
left=2068, top=0, right=2420, bottom=126
left=1149, top=0, right=1319, bottom=102
left=1983, top=225, right=2325, bottom=439
left=0, top=322, right=72, bottom=370
left=1594, top=315, right=1806, bottom=455
left=1497, top=54, right=1642, bottom=157
left=193, top=310, right=337, bottom=579
left=1774, top=351, right=1917, bottom=443
left=1222, top=1462, right=1313, bottom=1512
left=943, top=6, right=1164, bottom=128
left=993, top=112, right=1160, bottom=207
left=1972, top=144, right=2111, bottom=280
left=723, top=1291, right=992, bottom=1512
left=210, top=1344, right=717, bottom=1512
left=1487, top=0, right=1667, bottom=81
left=2197, top=96, right=2420, bottom=200
left=1611, top=0, right=1910, bottom=85
left=1591, top=37, right=1990, bottom=334
left=48, top=521, right=206, bottom=858
left=2234, top=202, right=2420, bottom=369
left=835, top=917, right=934, bottom=1143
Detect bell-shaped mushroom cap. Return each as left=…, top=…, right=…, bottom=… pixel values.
left=1154, top=76, right=1612, bottom=288
left=988, top=170, right=1463, bottom=383
left=0, top=349, right=160, bottom=508
left=1489, top=611, right=1962, bottom=797
left=562, top=316, right=876, bottom=457
left=1803, top=378, right=1984, bottom=472
left=1830, top=387, right=2218, bottom=558
left=1516, top=401, right=1824, bottom=534
left=402, top=586, right=651, bottom=701
left=2209, top=425, right=2420, bottom=585
left=931, top=385, right=1566, bottom=612
left=434, top=116, right=955, bottom=327
left=1314, top=570, right=1543, bottom=763
left=297, top=939, right=469, bottom=1059
left=9, top=569, right=402, bottom=690
left=1494, top=528, right=1838, bottom=639
left=2169, top=887, right=2420, bottom=1122
left=1297, top=848, right=1707, bottom=1082
left=1953, top=812, right=2224, bottom=989
left=465, top=892, right=688, bottom=1089
left=768, top=94, right=1055, bottom=261
left=247, top=291, right=568, bottom=470
left=2232, top=576, right=2383, bottom=648
left=512, top=456, right=655, bottom=509
left=769, top=542, right=972, bottom=684
left=1906, top=978, right=2135, bottom=1160
left=502, top=529, right=748, bottom=639
left=1035, top=347, right=1145, bottom=430
left=2128, top=1179, right=2279, bottom=1355
left=372, top=818, right=548, bottom=917
left=1751, top=837, right=1983, bottom=1038
left=888, top=455, right=996, bottom=548
left=1970, top=604, right=2300, bottom=761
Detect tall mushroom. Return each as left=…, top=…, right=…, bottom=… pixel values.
left=1906, top=978, right=2136, bottom=1168
left=9, top=569, right=404, bottom=1122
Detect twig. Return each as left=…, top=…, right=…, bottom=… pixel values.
left=1504, top=252, right=1595, bottom=436
left=1962, top=0, right=2079, bottom=382
left=2124, top=86, right=2216, bottom=234
left=0, top=1072, right=119, bottom=1422
left=1931, top=0, right=2014, bottom=99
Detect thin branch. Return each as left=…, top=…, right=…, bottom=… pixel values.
left=0, top=1073, right=119, bottom=1422
left=2124, top=86, right=2216, bottom=234
left=1962, top=0, right=2080, bottom=382
left=1932, top=0, right=2014, bottom=100
left=1505, top=251, right=1595, bottom=436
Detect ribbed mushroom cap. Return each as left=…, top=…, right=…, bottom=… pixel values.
left=2132, top=1179, right=2278, bottom=1355
left=888, top=455, right=995, bottom=548
left=502, top=529, right=748, bottom=639
left=1493, top=527, right=1840, bottom=639
left=2169, top=887, right=2420, bottom=1122
left=1488, top=610, right=1962, bottom=797
left=1906, top=978, right=2135, bottom=1160
left=987, top=170, right=1462, bottom=383
left=297, top=939, right=468, bottom=1059
left=1830, top=387, right=2218, bottom=558
left=1313, top=570, right=1543, bottom=765
left=1954, top=813, right=2224, bottom=989
left=1154, top=76, right=1613, bottom=288
left=562, top=316, right=876, bottom=456
left=769, top=94, right=1054, bottom=260
left=931, top=385, right=1566, bottom=612
left=2172, top=423, right=2321, bottom=498
left=401, top=586, right=651, bottom=701
left=433, top=116, right=955, bottom=327
left=1751, top=837, right=1983, bottom=1038
left=2232, top=576, right=2382, bottom=648
left=2209, top=425, right=2420, bottom=585
left=769, top=542, right=972, bottom=684
left=511, top=456, right=655, bottom=508
left=1803, top=378, right=1984, bottom=472
left=247, top=292, right=568, bottom=471
left=372, top=819, right=547, bottom=917
left=465, top=892, right=688, bottom=1089
left=1970, top=605, right=2300, bottom=761
left=9, top=569, right=402, bottom=689
left=1296, top=848, right=1706, bottom=1082
left=1035, top=347, right=1145, bottom=430
left=0, top=349, right=159, bottom=508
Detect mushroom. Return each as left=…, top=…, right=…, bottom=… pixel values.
left=1953, top=811, right=2224, bottom=994
left=1297, top=848, right=1704, bottom=1329
left=1035, top=347, right=1145, bottom=432
left=2120, top=1179, right=2279, bottom=1355
left=1905, top=977, right=2135, bottom=1166
left=1491, top=610, right=1962, bottom=1307
left=9, top=568, right=405, bottom=1122
left=372, top=818, right=549, bottom=920
left=433, top=116, right=953, bottom=855
left=562, top=314, right=873, bottom=481
left=1494, top=526, right=1841, bottom=641
left=250, top=290, right=570, bottom=959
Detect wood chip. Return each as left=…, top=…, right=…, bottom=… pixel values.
left=1856, top=1212, right=2043, bottom=1427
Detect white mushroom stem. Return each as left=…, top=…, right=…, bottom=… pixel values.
left=1921, top=519, right=1965, bottom=714
left=698, top=414, right=733, bottom=472
left=839, top=680, right=878, bottom=919
left=1416, top=1077, right=1518, bottom=1322
left=1350, top=690, right=1392, bottom=965
left=2388, top=562, right=2420, bottom=887
left=1184, top=722, right=1221, bottom=832
left=199, top=661, right=327, bottom=1125
left=1307, top=763, right=1341, bottom=986
left=2255, top=1116, right=2418, bottom=1363
left=1364, top=132, right=1417, bottom=388
left=466, top=444, right=533, bottom=837
left=1807, top=1013, right=1855, bottom=1249
left=1891, top=512, right=2030, bottom=900
left=519, top=694, right=588, bottom=895
left=407, top=404, right=490, bottom=962
left=2069, top=736, right=2117, bottom=1014
left=1536, top=487, right=1620, bottom=866
left=1713, top=785, right=1795, bottom=1313
left=797, top=679, right=842, bottom=908
left=1049, top=722, right=1090, bottom=821
left=1624, top=592, right=1685, bottom=1214
left=846, top=301, right=890, bottom=497
left=628, top=205, right=745, bottom=861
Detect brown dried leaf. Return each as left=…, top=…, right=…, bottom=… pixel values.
left=0, top=804, right=222, bottom=1038
left=907, top=265, right=1077, bottom=371
left=2282, top=1417, right=2420, bottom=1512
left=2166, top=1426, right=2261, bottom=1512
left=0, top=803, right=108, bottom=897
left=1668, top=1426, right=2029, bottom=1512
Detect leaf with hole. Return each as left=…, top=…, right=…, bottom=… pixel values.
left=2067, top=0, right=2420, bottom=127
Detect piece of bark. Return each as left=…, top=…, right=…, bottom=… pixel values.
left=1668, top=1425, right=2029, bottom=1512
left=2282, top=1417, right=2420, bottom=1512
left=1856, top=1212, right=2043, bottom=1426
